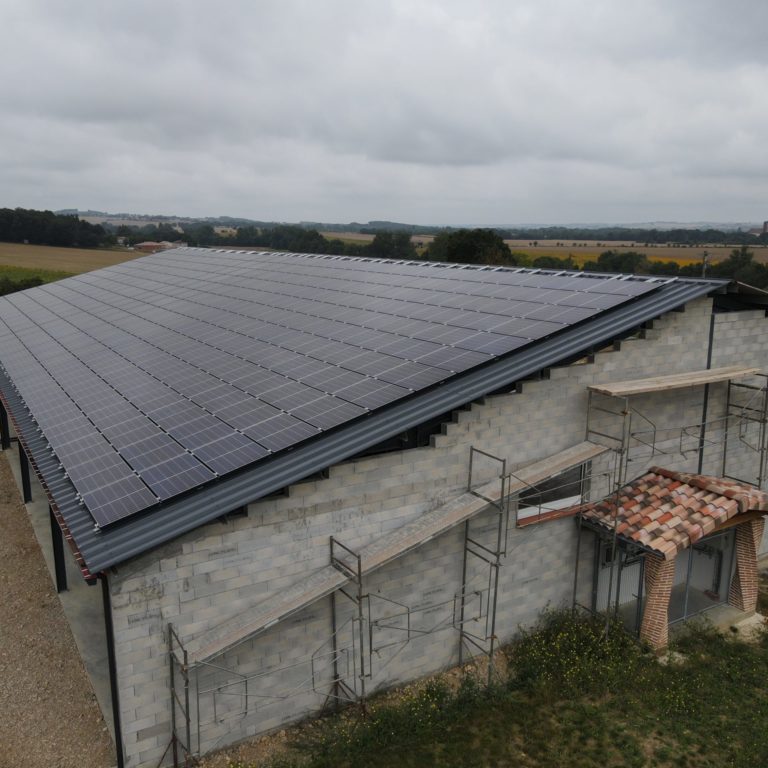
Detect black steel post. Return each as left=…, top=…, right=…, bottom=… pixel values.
left=49, top=506, right=68, bottom=593
left=634, top=556, right=645, bottom=636
left=19, top=446, right=32, bottom=503
left=457, top=519, right=470, bottom=664
left=169, top=626, right=178, bottom=768
left=100, top=573, right=125, bottom=768
left=0, top=400, right=9, bottom=450
left=697, top=311, right=716, bottom=475
left=330, top=590, right=340, bottom=709
left=591, top=532, right=601, bottom=612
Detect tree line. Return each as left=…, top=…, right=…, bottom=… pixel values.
left=2, top=207, right=768, bottom=290
left=0, top=208, right=109, bottom=248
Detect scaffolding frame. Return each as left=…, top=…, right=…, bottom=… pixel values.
left=168, top=625, right=193, bottom=768
left=460, top=447, right=510, bottom=685
left=164, top=445, right=512, bottom=766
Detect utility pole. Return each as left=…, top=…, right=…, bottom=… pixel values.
left=701, top=250, right=710, bottom=278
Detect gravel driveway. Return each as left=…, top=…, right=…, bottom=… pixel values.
left=0, top=451, right=115, bottom=768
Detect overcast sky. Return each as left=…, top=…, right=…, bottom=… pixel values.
left=1, top=1, right=766, bottom=226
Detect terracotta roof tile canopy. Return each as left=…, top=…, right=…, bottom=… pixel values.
left=582, top=467, right=768, bottom=560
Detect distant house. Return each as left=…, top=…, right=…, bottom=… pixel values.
left=133, top=240, right=163, bottom=253
left=133, top=240, right=183, bottom=253
left=1, top=248, right=767, bottom=768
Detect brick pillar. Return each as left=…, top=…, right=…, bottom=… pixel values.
left=639, top=555, right=675, bottom=651
left=728, top=518, right=765, bottom=613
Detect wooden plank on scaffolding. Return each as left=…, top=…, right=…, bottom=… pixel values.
left=186, top=441, right=607, bottom=664
left=588, top=365, right=760, bottom=397
left=186, top=565, right=348, bottom=664
left=506, top=440, right=609, bottom=494
left=186, top=479, right=501, bottom=664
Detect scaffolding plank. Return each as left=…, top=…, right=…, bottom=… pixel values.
left=506, top=440, right=609, bottom=494
left=186, top=565, right=347, bottom=664
left=588, top=365, right=760, bottom=397
left=358, top=486, right=494, bottom=574
left=185, top=441, right=606, bottom=664
left=186, top=481, right=499, bottom=664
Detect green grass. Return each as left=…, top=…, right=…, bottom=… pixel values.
left=0, top=263, right=72, bottom=283
left=246, top=610, right=768, bottom=768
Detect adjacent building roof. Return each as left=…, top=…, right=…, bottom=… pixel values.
left=0, top=248, right=738, bottom=576
left=582, top=467, right=768, bottom=559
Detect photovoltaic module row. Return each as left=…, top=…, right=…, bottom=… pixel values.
left=0, top=248, right=662, bottom=527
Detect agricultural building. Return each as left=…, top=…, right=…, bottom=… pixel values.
left=1, top=247, right=768, bottom=767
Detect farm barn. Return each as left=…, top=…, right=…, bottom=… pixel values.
left=1, top=248, right=768, bottom=767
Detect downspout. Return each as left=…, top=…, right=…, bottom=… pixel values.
left=697, top=307, right=717, bottom=475
left=99, top=572, right=125, bottom=768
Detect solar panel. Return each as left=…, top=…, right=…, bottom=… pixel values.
left=0, top=248, right=661, bottom=527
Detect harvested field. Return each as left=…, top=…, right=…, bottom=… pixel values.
left=501, top=239, right=768, bottom=266
left=319, top=232, right=768, bottom=267
left=319, top=231, right=375, bottom=242
left=0, top=242, right=141, bottom=275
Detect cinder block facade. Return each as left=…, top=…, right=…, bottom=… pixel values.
left=101, top=296, right=768, bottom=766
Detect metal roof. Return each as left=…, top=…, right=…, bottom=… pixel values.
left=0, top=249, right=731, bottom=576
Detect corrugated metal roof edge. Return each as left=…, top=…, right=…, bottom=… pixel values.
left=0, top=278, right=726, bottom=575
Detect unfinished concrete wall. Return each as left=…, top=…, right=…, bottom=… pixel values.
left=108, top=297, right=768, bottom=767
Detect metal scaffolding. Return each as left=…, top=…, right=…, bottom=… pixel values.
left=164, top=445, right=511, bottom=766
left=460, top=447, right=510, bottom=685
left=164, top=370, right=768, bottom=766
left=573, top=370, right=768, bottom=632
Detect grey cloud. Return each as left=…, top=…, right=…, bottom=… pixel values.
left=0, top=0, right=767, bottom=224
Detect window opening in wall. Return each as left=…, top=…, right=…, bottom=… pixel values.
left=517, top=464, right=589, bottom=521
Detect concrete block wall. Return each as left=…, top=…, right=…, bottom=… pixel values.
left=108, top=297, right=768, bottom=767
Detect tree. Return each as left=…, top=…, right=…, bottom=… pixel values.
left=532, top=255, right=577, bottom=270
left=645, top=260, right=680, bottom=276
left=709, top=246, right=768, bottom=288
left=0, top=207, right=112, bottom=248
left=427, top=228, right=516, bottom=266
left=368, top=232, right=417, bottom=260
left=583, top=250, right=649, bottom=274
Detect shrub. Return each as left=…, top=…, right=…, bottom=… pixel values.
left=506, top=609, right=643, bottom=697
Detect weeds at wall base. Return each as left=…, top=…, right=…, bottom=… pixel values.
left=222, top=608, right=768, bottom=768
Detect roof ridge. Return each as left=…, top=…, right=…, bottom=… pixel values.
left=202, top=247, right=679, bottom=283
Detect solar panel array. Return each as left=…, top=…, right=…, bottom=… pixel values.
left=0, top=248, right=660, bottom=527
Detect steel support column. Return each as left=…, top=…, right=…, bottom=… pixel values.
left=100, top=573, right=125, bottom=768
left=0, top=400, right=9, bottom=450
left=19, top=445, right=32, bottom=503
left=49, top=506, right=68, bottom=593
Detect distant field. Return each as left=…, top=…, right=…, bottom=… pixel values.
left=0, top=242, right=140, bottom=275
left=320, top=232, right=768, bottom=267
left=320, top=231, right=375, bottom=243
left=501, top=239, right=768, bottom=266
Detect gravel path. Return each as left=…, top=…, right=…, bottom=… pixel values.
left=0, top=451, right=114, bottom=768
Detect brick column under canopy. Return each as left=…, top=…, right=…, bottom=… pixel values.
left=728, top=517, right=765, bottom=613
left=639, top=554, right=675, bottom=651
